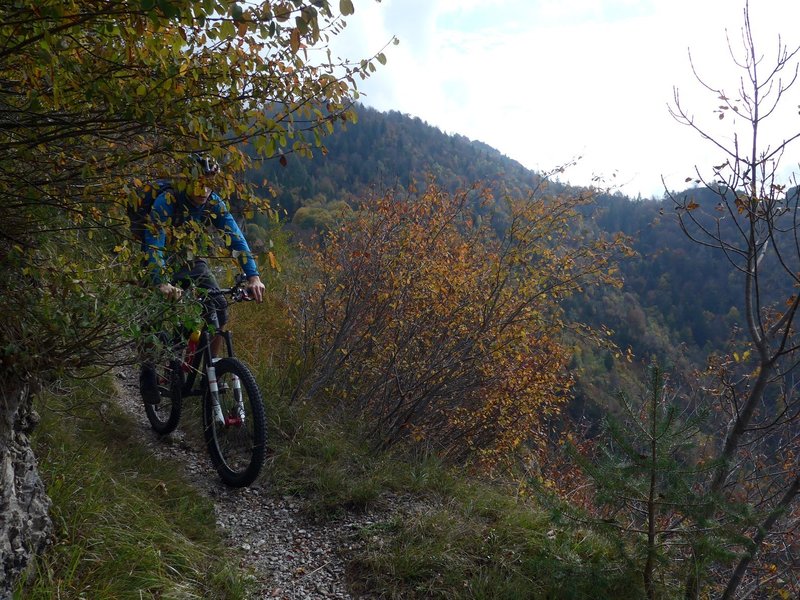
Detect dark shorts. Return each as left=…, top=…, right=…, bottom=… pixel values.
left=172, top=259, right=228, bottom=329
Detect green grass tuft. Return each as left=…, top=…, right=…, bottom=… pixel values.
left=348, top=478, right=644, bottom=599
left=262, top=397, right=389, bottom=517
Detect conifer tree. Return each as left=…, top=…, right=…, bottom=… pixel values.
left=575, top=361, right=707, bottom=599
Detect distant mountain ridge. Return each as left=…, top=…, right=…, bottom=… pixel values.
left=248, top=103, right=548, bottom=216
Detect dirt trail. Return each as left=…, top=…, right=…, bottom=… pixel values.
left=113, top=368, right=384, bottom=600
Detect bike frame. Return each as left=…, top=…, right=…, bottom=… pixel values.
left=179, top=317, right=247, bottom=427
left=179, top=327, right=235, bottom=398
left=177, top=280, right=246, bottom=393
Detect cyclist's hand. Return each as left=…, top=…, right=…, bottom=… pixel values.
left=246, top=275, right=265, bottom=303
left=158, top=283, right=183, bottom=301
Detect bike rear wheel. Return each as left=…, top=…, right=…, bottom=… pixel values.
left=202, top=357, right=266, bottom=487
left=143, top=359, right=183, bottom=435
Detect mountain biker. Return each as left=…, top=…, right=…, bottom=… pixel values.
left=139, top=153, right=266, bottom=404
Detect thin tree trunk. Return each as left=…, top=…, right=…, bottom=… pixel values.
left=644, top=367, right=659, bottom=600
left=721, top=475, right=800, bottom=600
left=685, top=363, right=774, bottom=599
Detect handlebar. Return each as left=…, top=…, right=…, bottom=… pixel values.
left=165, top=274, right=254, bottom=304
left=216, top=273, right=254, bottom=303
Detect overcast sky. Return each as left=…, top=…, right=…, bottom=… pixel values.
left=329, top=0, right=800, bottom=199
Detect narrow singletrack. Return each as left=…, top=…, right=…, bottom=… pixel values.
left=113, top=367, right=387, bottom=599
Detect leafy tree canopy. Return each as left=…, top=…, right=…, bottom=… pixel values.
left=1, top=0, right=388, bottom=591
left=1, top=0, right=390, bottom=381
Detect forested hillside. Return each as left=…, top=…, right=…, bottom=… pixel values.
left=247, top=104, right=549, bottom=215
left=246, top=104, right=750, bottom=412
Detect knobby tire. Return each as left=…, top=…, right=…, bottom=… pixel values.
left=202, top=357, right=266, bottom=487
left=143, top=359, right=183, bottom=435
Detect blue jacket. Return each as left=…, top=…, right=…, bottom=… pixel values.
left=143, top=189, right=259, bottom=284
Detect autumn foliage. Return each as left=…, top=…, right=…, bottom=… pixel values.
left=291, top=184, right=622, bottom=467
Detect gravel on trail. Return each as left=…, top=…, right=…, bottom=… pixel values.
left=112, top=368, right=391, bottom=600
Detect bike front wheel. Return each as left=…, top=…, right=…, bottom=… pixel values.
left=202, top=357, right=266, bottom=487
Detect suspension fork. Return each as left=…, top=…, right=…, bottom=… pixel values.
left=219, top=330, right=245, bottom=419
left=205, top=330, right=245, bottom=425
left=201, top=332, right=225, bottom=425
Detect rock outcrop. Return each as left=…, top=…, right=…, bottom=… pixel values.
left=0, top=383, right=52, bottom=599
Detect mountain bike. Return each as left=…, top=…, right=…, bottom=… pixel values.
left=140, top=275, right=266, bottom=488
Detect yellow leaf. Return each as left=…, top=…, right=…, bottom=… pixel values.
left=290, top=28, right=300, bottom=54
left=268, top=251, right=281, bottom=272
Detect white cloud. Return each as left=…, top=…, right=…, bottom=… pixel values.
left=331, top=0, right=800, bottom=198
